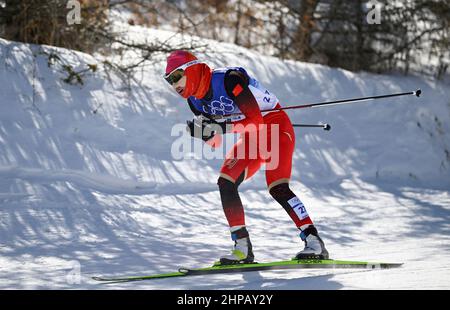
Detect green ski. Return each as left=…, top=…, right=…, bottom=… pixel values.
left=92, top=259, right=403, bottom=283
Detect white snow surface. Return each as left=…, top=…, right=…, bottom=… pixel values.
left=0, top=25, right=450, bottom=289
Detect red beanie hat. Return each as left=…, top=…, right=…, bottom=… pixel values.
left=165, top=50, right=197, bottom=75
left=165, top=50, right=212, bottom=99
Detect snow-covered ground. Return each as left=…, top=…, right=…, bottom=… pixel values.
left=0, top=24, right=449, bottom=289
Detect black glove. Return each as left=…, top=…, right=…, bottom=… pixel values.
left=186, top=118, right=230, bottom=142
left=186, top=118, right=215, bottom=142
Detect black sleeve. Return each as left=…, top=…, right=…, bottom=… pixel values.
left=187, top=98, right=201, bottom=116
left=224, top=70, right=262, bottom=120
left=224, top=70, right=250, bottom=100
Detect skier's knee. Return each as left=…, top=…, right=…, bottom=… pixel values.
left=218, top=176, right=240, bottom=200
left=269, top=182, right=293, bottom=199
left=217, top=176, right=237, bottom=190
left=218, top=172, right=245, bottom=189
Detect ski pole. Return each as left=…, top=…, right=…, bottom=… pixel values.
left=213, top=89, right=422, bottom=120
left=293, top=123, right=331, bottom=131
left=263, top=89, right=421, bottom=113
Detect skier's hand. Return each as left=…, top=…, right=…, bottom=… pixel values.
left=203, top=118, right=231, bottom=135
left=186, top=118, right=215, bottom=142
left=186, top=118, right=231, bottom=142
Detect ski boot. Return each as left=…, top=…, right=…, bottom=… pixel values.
left=218, top=227, right=255, bottom=265
left=295, top=225, right=329, bottom=260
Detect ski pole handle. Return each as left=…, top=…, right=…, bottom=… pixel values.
left=293, top=123, right=331, bottom=131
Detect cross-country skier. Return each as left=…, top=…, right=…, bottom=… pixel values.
left=164, top=50, right=329, bottom=265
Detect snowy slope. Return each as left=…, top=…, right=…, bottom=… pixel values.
left=0, top=24, right=450, bottom=289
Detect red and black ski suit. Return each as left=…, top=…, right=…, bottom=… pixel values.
left=188, top=69, right=314, bottom=230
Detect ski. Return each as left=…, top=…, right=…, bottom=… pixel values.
left=92, top=259, right=403, bottom=283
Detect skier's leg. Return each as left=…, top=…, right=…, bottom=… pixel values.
left=269, top=183, right=314, bottom=230
left=264, top=116, right=328, bottom=259
left=268, top=181, right=328, bottom=259
left=264, top=123, right=313, bottom=229
left=217, top=173, right=246, bottom=228
left=219, top=135, right=263, bottom=228
left=218, top=136, right=262, bottom=264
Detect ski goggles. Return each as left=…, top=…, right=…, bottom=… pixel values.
left=164, top=60, right=200, bottom=85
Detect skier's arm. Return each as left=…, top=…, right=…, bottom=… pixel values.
left=224, top=71, right=264, bottom=134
